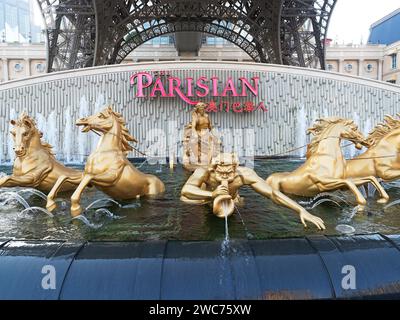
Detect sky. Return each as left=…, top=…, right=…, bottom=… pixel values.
left=327, top=0, right=400, bottom=44
left=31, top=0, right=400, bottom=45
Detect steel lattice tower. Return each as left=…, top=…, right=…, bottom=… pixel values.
left=37, top=0, right=337, bottom=72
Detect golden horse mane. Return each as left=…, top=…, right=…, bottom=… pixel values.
left=105, top=107, right=138, bottom=152
left=14, top=112, right=55, bottom=157
left=306, top=117, right=355, bottom=159
left=366, top=114, right=400, bottom=147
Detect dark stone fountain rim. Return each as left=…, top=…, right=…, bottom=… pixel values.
left=1, top=233, right=400, bottom=300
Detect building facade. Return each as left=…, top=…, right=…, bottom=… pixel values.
left=325, top=8, right=400, bottom=85
left=325, top=41, right=400, bottom=84
left=1, top=6, right=400, bottom=85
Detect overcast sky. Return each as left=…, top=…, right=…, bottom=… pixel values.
left=327, top=0, right=400, bottom=44
left=32, top=0, right=400, bottom=45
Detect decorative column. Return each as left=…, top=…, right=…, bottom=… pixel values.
left=358, top=59, right=364, bottom=77
left=378, top=59, right=384, bottom=81
left=24, top=58, right=31, bottom=77
left=338, top=59, right=345, bottom=74
left=1, top=58, right=8, bottom=82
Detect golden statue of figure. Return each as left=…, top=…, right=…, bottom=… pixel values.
left=266, top=118, right=389, bottom=212
left=46, top=105, right=165, bottom=217
left=345, top=115, right=400, bottom=193
left=181, top=153, right=326, bottom=230
left=182, top=102, right=220, bottom=171
left=0, top=113, right=82, bottom=193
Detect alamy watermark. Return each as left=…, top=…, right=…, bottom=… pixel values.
left=41, top=265, right=56, bottom=290
left=341, top=265, right=356, bottom=290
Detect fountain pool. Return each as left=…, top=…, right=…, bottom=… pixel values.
left=1, top=159, right=400, bottom=241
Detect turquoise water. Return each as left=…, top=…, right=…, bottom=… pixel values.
left=1, top=159, right=400, bottom=241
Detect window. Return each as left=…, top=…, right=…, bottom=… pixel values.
left=345, top=63, right=353, bottom=72
left=391, top=54, right=397, bottom=70
left=327, top=64, right=333, bottom=71
left=365, top=64, right=373, bottom=73
left=14, top=63, right=23, bottom=72
left=36, top=63, right=45, bottom=73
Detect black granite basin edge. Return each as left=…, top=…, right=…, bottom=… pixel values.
left=1, top=234, right=400, bottom=300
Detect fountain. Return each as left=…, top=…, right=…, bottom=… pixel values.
left=296, top=104, right=307, bottom=157
left=2, top=108, right=400, bottom=300
left=78, top=96, right=90, bottom=163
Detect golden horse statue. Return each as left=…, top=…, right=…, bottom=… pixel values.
left=346, top=114, right=400, bottom=188
left=182, top=102, right=220, bottom=171
left=181, top=153, right=326, bottom=230
left=46, top=105, right=165, bottom=217
left=0, top=112, right=82, bottom=193
left=266, top=117, right=389, bottom=212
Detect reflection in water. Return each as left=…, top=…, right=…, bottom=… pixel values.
left=0, top=159, right=400, bottom=241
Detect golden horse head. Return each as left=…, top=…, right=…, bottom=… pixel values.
left=306, top=117, right=369, bottom=158
left=10, top=112, right=54, bottom=158
left=345, top=114, right=400, bottom=185
left=76, top=105, right=138, bottom=152
left=366, top=114, right=400, bottom=147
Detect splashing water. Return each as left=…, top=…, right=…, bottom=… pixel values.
left=296, top=105, right=307, bottom=157
left=235, top=205, right=253, bottom=239
left=367, top=183, right=377, bottom=197
left=221, top=201, right=230, bottom=242
left=85, top=198, right=122, bottom=211
left=64, top=106, right=75, bottom=163
left=0, top=133, right=4, bottom=164
left=384, top=199, right=400, bottom=210
left=72, top=215, right=103, bottom=229
left=78, top=96, right=90, bottom=163
left=17, top=188, right=48, bottom=201
left=358, top=186, right=367, bottom=198
left=336, top=224, right=356, bottom=235
left=0, top=192, right=30, bottom=209
left=341, top=206, right=359, bottom=223
left=19, top=207, right=54, bottom=218
left=47, top=111, right=59, bottom=157
left=307, top=198, right=341, bottom=210
left=94, top=208, right=123, bottom=220
left=299, top=192, right=349, bottom=206
left=7, top=109, right=16, bottom=163
left=219, top=201, right=230, bottom=286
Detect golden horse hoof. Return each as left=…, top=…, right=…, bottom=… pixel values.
left=46, top=200, right=57, bottom=212
left=377, top=198, right=389, bottom=204
left=71, top=205, right=82, bottom=217
left=356, top=205, right=366, bottom=212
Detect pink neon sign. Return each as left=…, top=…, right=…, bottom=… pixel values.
left=130, top=72, right=260, bottom=105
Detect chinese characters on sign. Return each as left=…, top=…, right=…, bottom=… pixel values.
left=204, top=100, right=268, bottom=113
left=130, top=71, right=268, bottom=113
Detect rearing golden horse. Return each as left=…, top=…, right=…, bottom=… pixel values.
left=346, top=114, right=400, bottom=188
left=266, top=117, right=389, bottom=212
left=0, top=112, right=82, bottom=193
left=46, top=105, right=165, bottom=217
